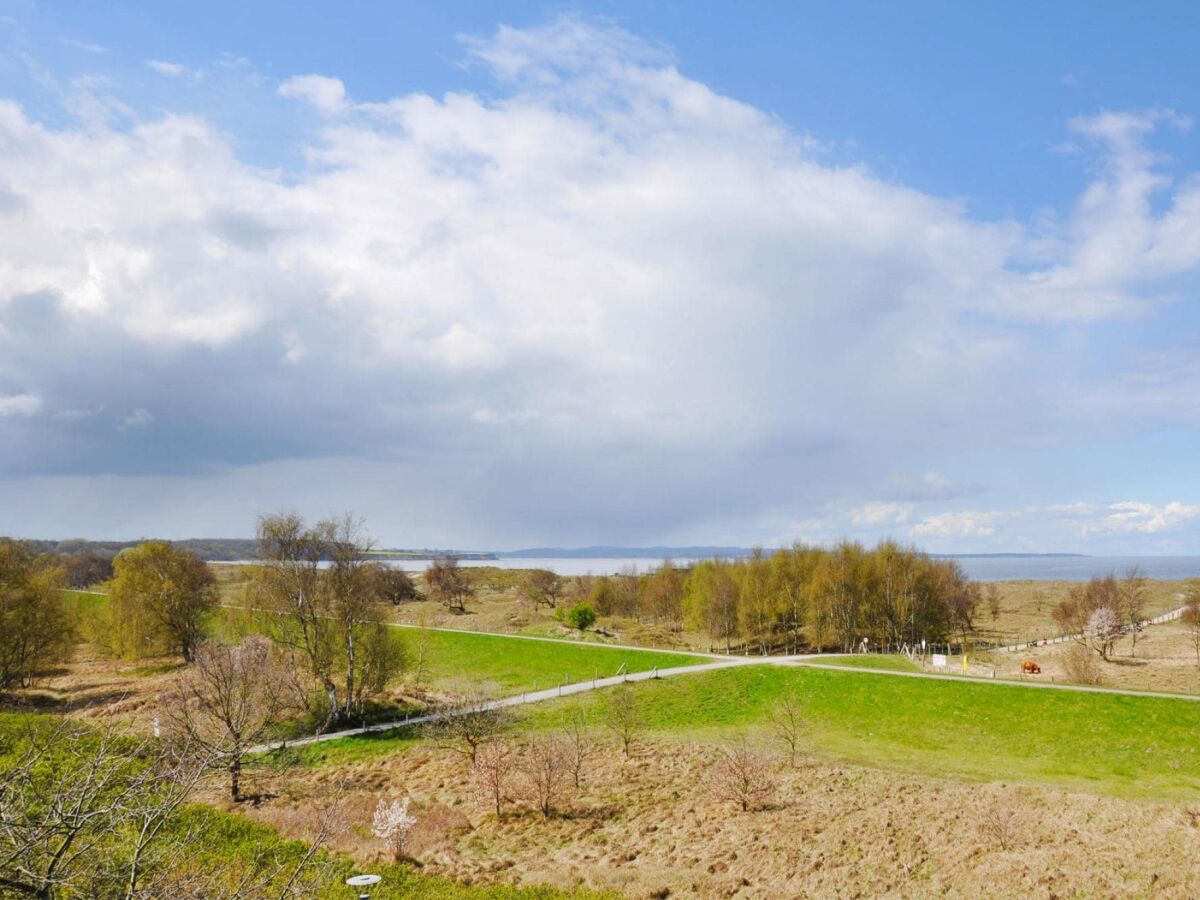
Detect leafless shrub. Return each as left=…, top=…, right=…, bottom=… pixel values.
left=521, top=735, right=572, bottom=818
left=1063, top=641, right=1105, bottom=686
left=426, top=683, right=512, bottom=764
left=473, top=740, right=518, bottom=817
left=979, top=790, right=1027, bottom=851
left=604, top=686, right=643, bottom=758
left=768, top=690, right=804, bottom=767
left=709, top=738, right=776, bottom=812
left=561, top=708, right=598, bottom=787
left=0, top=717, right=208, bottom=897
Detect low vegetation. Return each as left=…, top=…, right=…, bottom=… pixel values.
left=519, top=664, right=1200, bottom=800
left=6, top=515, right=1200, bottom=898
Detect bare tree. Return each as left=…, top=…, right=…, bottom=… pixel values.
left=410, top=610, right=435, bottom=689
left=560, top=708, right=598, bottom=788
left=604, top=686, right=643, bottom=758
left=0, top=717, right=208, bottom=898
left=472, top=741, right=518, bottom=818
left=427, top=684, right=511, bottom=764
left=979, top=797, right=1022, bottom=852
left=521, top=736, right=571, bottom=818
left=768, top=690, right=804, bottom=767
left=1182, top=589, right=1200, bottom=668
left=523, top=569, right=565, bottom=609
left=985, top=584, right=1002, bottom=622
left=374, top=566, right=419, bottom=604
left=424, top=555, right=475, bottom=613
left=1119, top=566, right=1148, bottom=657
left=167, top=636, right=294, bottom=802
left=708, top=738, right=776, bottom=812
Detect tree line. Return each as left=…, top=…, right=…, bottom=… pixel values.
left=529, top=541, right=980, bottom=653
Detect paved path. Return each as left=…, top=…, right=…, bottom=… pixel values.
left=786, top=659, right=1200, bottom=701
left=992, top=595, right=1187, bottom=653
left=255, top=639, right=1200, bottom=754
left=251, top=656, right=760, bottom=752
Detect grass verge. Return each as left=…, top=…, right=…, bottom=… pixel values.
left=518, top=664, right=1200, bottom=800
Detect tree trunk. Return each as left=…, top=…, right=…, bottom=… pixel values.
left=230, top=756, right=241, bottom=802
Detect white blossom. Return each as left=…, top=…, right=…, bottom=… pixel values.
left=371, top=797, right=416, bottom=859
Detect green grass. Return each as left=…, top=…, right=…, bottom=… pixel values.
left=408, top=628, right=710, bottom=692
left=815, top=654, right=921, bottom=672
left=173, top=804, right=607, bottom=898
left=519, top=665, right=1200, bottom=801
left=0, top=712, right=603, bottom=898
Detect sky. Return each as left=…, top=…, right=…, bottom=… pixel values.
left=1, top=1, right=1199, bottom=553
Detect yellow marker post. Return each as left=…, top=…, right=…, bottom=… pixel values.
left=963, top=655, right=968, bottom=672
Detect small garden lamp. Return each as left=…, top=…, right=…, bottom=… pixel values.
left=346, top=874, right=381, bottom=899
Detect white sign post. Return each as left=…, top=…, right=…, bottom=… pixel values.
left=931, top=653, right=947, bottom=669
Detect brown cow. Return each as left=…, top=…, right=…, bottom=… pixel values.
left=1021, top=660, right=1041, bottom=675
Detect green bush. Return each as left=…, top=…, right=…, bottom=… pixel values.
left=566, top=603, right=597, bottom=632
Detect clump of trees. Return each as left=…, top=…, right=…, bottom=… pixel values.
left=62, top=553, right=114, bottom=589
left=250, top=514, right=408, bottom=728
left=0, top=540, right=74, bottom=691
left=682, top=541, right=977, bottom=654
left=1053, top=568, right=1148, bottom=662
left=108, top=541, right=218, bottom=662
left=570, top=542, right=979, bottom=653
left=466, top=704, right=599, bottom=820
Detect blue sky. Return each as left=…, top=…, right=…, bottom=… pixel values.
left=1, top=1, right=1199, bottom=552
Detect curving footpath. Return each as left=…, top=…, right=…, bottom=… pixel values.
left=993, top=595, right=1188, bottom=653
left=250, top=656, right=759, bottom=753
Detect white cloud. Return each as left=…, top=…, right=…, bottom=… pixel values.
left=2, top=18, right=1200, bottom=546
left=0, top=392, right=42, bottom=417
left=62, top=37, right=108, bottom=54
left=913, top=511, right=1008, bottom=539
left=118, top=408, right=154, bottom=430
left=850, top=502, right=913, bottom=526
left=1094, top=500, right=1199, bottom=534
left=278, top=74, right=346, bottom=113
left=146, top=59, right=202, bottom=81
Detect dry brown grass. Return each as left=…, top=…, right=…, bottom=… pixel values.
left=975, top=579, right=1192, bottom=644
left=987, top=617, right=1200, bottom=694
left=226, top=736, right=1200, bottom=899
left=5, top=645, right=184, bottom=726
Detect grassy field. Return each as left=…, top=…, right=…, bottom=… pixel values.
left=815, top=654, right=921, bottom=672
left=976, top=578, right=1193, bottom=644
left=515, top=664, right=1200, bottom=800
left=0, top=712, right=603, bottom=899
left=406, top=628, right=710, bottom=692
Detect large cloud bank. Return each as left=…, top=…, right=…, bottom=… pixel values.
left=1, top=18, right=1199, bottom=549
